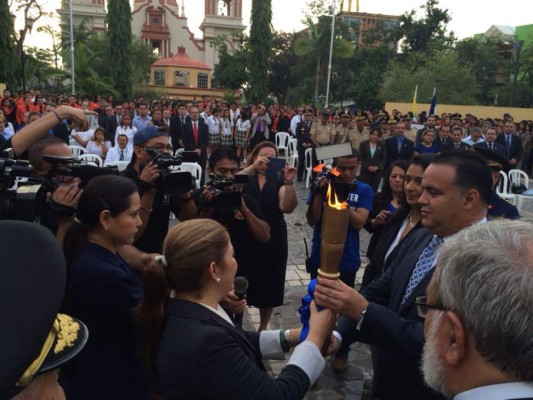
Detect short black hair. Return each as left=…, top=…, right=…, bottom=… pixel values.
left=208, top=148, right=240, bottom=169
left=332, top=148, right=360, bottom=166
left=432, top=149, right=492, bottom=206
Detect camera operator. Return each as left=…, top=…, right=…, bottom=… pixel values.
left=194, top=148, right=270, bottom=325
left=306, top=149, right=373, bottom=288
left=120, top=126, right=197, bottom=258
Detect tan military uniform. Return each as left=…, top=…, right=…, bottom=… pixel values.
left=349, top=127, right=370, bottom=151
left=311, top=122, right=335, bottom=146
left=333, top=124, right=352, bottom=144
left=404, top=127, right=417, bottom=142
left=381, top=129, right=393, bottom=142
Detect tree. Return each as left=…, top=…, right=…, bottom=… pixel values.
left=248, top=0, right=272, bottom=103
left=393, top=0, right=455, bottom=56
left=293, top=16, right=354, bottom=105
left=212, top=45, right=249, bottom=90
left=0, top=0, right=18, bottom=89
left=107, top=0, right=132, bottom=100
left=269, top=31, right=297, bottom=105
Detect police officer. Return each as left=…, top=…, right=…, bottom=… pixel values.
left=295, top=107, right=314, bottom=182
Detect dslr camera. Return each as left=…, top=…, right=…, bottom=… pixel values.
left=203, top=174, right=249, bottom=213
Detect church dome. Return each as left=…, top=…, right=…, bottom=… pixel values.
left=152, top=46, right=210, bottom=70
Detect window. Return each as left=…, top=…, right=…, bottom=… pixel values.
left=154, top=70, right=165, bottom=85
left=197, top=72, right=208, bottom=89
left=174, top=71, right=189, bottom=86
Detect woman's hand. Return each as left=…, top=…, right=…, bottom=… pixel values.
left=249, top=155, right=270, bottom=173
left=306, top=301, right=337, bottom=349
left=283, top=163, right=296, bottom=183
left=373, top=210, right=391, bottom=226
left=221, top=291, right=247, bottom=314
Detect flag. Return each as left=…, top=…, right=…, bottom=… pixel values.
left=429, top=88, right=437, bottom=115
left=412, top=85, right=418, bottom=123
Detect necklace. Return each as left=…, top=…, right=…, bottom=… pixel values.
left=408, top=212, right=416, bottom=227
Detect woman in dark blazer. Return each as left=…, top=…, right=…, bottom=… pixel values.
left=137, top=219, right=335, bottom=400
left=358, top=128, right=386, bottom=192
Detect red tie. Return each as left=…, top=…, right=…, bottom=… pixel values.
left=193, top=122, right=198, bottom=146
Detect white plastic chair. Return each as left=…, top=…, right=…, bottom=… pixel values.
left=508, top=169, right=532, bottom=210
left=107, top=160, right=129, bottom=171
left=177, top=162, right=202, bottom=189
left=78, top=153, right=103, bottom=167
left=69, top=145, right=85, bottom=158
left=174, top=148, right=185, bottom=157
left=496, top=170, right=516, bottom=205
left=275, top=132, right=290, bottom=159
left=288, top=138, right=298, bottom=168
left=304, top=147, right=313, bottom=188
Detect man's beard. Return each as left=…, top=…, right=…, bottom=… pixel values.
left=421, top=314, right=452, bottom=398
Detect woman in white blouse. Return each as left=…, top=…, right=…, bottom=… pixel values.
left=85, top=126, right=112, bottom=158
left=115, top=113, right=137, bottom=147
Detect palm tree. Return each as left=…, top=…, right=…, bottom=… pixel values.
left=293, top=16, right=354, bottom=105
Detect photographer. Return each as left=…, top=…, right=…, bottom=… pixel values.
left=306, top=149, right=373, bottom=288
left=121, top=126, right=197, bottom=256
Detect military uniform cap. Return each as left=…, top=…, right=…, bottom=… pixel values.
left=473, top=146, right=509, bottom=171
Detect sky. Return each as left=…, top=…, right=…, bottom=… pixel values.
left=20, top=0, right=533, bottom=49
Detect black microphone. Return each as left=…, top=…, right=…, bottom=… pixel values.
left=233, top=276, right=249, bottom=300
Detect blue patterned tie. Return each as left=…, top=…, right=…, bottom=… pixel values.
left=401, top=236, right=444, bottom=306
left=506, top=135, right=511, bottom=158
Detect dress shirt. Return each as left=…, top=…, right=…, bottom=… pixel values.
left=206, top=115, right=221, bottom=134
left=132, top=115, right=152, bottom=130
left=455, top=382, right=533, bottom=400
left=462, top=136, right=485, bottom=146
left=104, top=146, right=132, bottom=166
left=290, top=114, right=303, bottom=134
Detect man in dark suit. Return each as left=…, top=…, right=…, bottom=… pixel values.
left=434, top=125, right=451, bottom=150
left=384, top=121, right=414, bottom=171
left=495, top=120, right=523, bottom=168
left=474, top=126, right=506, bottom=158
left=421, top=220, right=533, bottom=400
left=105, top=103, right=125, bottom=146
left=415, top=114, right=439, bottom=146
left=169, top=102, right=190, bottom=150
left=295, top=107, right=314, bottom=182
left=315, top=150, right=492, bottom=400
left=442, top=126, right=468, bottom=151
left=182, top=106, right=208, bottom=185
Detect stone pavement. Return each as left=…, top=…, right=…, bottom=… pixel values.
left=242, top=180, right=375, bottom=400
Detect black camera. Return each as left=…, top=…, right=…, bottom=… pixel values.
left=143, top=148, right=199, bottom=195
left=204, top=174, right=249, bottom=213
left=310, top=164, right=356, bottom=203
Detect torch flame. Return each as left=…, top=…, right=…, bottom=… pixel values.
left=326, top=183, right=348, bottom=210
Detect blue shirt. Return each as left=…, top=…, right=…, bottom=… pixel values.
left=308, top=180, right=373, bottom=272
left=132, top=115, right=152, bottom=130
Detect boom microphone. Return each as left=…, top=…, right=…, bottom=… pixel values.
left=233, top=276, right=249, bottom=300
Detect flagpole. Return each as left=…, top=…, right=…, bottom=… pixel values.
left=412, top=85, right=418, bottom=123
left=325, top=0, right=338, bottom=109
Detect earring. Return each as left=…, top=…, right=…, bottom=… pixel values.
left=216, top=278, right=221, bottom=283
left=104, top=227, right=109, bottom=232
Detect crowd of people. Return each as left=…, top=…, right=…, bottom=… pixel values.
left=0, top=87, right=532, bottom=400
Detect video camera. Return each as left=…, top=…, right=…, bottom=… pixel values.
left=204, top=173, right=249, bottom=213
left=0, top=153, right=117, bottom=222
left=143, top=148, right=199, bottom=195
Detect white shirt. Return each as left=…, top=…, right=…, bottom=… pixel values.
left=455, top=382, right=533, bottom=400
left=230, top=108, right=240, bottom=124
left=115, top=126, right=137, bottom=148
left=72, top=128, right=94, bottom=142
left=85, top=140, right=112, bottom=157
left=235, top=119, right=251, bottom=132
left=290, top=114, right=303, bottom=134
left=221, top=118, right=233, bottom=136
left=462, top=136, right=485, bottom=146
left=104, top=146, right=132, bottom=166
left=206, top=115, right=221, bottom=135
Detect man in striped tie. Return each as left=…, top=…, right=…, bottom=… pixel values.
left=314, top=150, right=492, bottom=400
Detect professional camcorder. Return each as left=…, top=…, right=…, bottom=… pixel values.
left=203, top=173, right=249, bottom=213
left=310, top=163, right=356, bottom=203
left=143, top=148, right=199, bottom=195
left=0, top=152, right=117, bottom=221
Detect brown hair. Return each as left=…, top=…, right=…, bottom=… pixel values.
left=137, top=219, right=229, bottom=386
left=246, top=141, right=277, bottom=164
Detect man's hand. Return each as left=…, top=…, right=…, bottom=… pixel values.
left=47, top=178, right=83, bottom=214
left=221, top=291, right=247, bottom=314
left=139, top=162, right=160, bottom=187
left=314, top=278, right=368, bottom=321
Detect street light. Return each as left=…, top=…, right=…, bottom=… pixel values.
left=12, top=13, right=36, bottom=92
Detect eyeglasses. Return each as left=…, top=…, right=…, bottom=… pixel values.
left=146, top=144, right=173, bottom=152
left=415, top=296, right=447, bottom=318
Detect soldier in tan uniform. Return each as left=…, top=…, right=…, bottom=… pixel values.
left=332, top=111, right=352, bottom=144
left=403, top=115, right=417, bottom=142
left=310, top=110, right=335, bottom=148
left=349, top=112, right=370, bottom=151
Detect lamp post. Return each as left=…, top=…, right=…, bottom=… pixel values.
left=12, top=13, right=35, bottom=93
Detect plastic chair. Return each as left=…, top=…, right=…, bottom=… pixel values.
left=275, top=132, right=290, bottom=159
left=175, top=148, right=185, bottom=157
left=107, top=160, right=129, bottom=171
left=288, top=138, right=298, bottom=168
left=508, top=169, right=532, bottom=210
left=496, top=170, right=516, bottom=205
left=304, top=147, right=313, bottom=188
left=78, top=153, right=103, bottom=167
left=69, top=145, right=85, bottom=158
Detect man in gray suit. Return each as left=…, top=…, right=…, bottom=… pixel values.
left=421, top=220, right=533, bottom=400
left=315, top=150, right=492, bottom=400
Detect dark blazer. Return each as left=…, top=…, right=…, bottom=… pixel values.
left=474, top=141, right=506, bottom=158
left=295, top=120, right=313, bottom=150
left=359, top=140, right=386, bottom=173
left=157, top=299, right=310, bottom=400
left=105, top=114, right=122, bottom=145
left=181, top=118, right=208, bottom=184
left=434, top=135, right=451, bottom=150
left=337, top=228, right=446, bottom=400
left=384, top=135, right=414, bottom=170
left=169, top=114, right=191, bottom=149
left=442, top=141, right=468, bottom=152
left=495, top=133, right=523, bottom=161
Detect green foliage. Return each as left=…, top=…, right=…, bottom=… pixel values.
left=212, top=45, right=249, bottom=90
left=269, top=31, right=297, bottom=105
left=107, top=0, right=132, bottom=100
left=61, top=19, right=96, bottom=51
left=393, top=0, right=455, bottom=56
left=249, top=0, right=272, bottom=103
left=0, top=0, right=18, bottom=89
left=380, top=51, right=478, bottom=105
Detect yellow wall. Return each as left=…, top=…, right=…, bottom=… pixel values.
left=385, top=102, right=533, bottom=121
left=150, top=66, right=212, bottom=89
